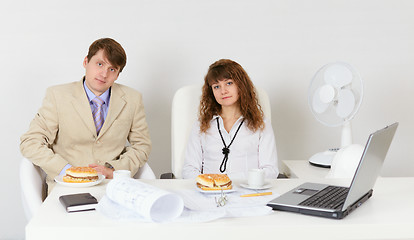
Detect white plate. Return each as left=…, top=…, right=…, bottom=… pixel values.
left=54, top=174, right=105, bottom=187
left=196, top=186, right=236, bottom=194
left=240, top=182, right=272, bottom=190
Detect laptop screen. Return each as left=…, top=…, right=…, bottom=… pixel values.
left=342, top=123, right=398, bottom=210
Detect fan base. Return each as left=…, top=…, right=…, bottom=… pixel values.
left=309, top=161, right=331, bottom=168
left=308, top=150, right=338, bottom=168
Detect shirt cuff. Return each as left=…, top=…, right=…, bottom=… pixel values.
left=59, top=164, right=72, bottom=176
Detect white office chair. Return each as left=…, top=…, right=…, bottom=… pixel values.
left=20, top=157, right=46, bottom=221
left=133, top=163, right=156, bottom=179
left=326, top=144, right=364, bottom=180
left=20, top=157, right=155, bottom=221
left=162, top=84, right=272, bottom=179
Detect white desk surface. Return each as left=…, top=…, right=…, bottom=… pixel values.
left=26, top=178, right=414, bottom=240
left=283, top=160, right=330, bottom=178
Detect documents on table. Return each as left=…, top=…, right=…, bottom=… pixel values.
left=97, top=180, right=280, bottom=223
left=98, top=178, right=184, bottom=222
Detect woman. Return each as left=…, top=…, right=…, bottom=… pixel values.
left=182, top=59, right=279, bottom=180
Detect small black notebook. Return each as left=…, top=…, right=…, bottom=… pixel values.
left=59, top=193, right=98, bottom=213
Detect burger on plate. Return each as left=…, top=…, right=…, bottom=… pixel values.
left=63, top=167, right=99, bottom=183
left=196, top=174, right=232, bottom=191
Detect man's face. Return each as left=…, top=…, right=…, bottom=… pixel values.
left=83, top=49, right=120, bottom=96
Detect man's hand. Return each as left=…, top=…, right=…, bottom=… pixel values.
left=89, top=164, right=114, bottom=179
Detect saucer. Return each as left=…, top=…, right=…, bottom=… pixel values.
left=240, top=182, right=272, bottom=190
left=196, top=187, right=236, bottom=194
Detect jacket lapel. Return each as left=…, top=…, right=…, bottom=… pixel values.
left=71, top=80, right=97, bottom=136
left=98, top=83, right=126, bottom=139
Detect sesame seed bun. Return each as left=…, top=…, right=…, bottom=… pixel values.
left=63, top=167, right=98, bottom=183
left=196, top=174, right=232, bottom=190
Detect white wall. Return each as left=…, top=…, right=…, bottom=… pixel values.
left=1, top=0, right=413, bottom=239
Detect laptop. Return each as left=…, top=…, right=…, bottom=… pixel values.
left=267, top=122, right=398, bottom=219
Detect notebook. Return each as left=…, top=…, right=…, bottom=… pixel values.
left=267, top=122, right=398, bottom=219
left=59, top=193, right=98, bottom=213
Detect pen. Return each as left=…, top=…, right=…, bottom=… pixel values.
left=240, top=192, right=272, bottom=197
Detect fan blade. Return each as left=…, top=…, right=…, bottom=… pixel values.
left=312, top=87, right=330, bottom=113
left=319, top=84, right=335, bottom=103
left=324, top=64, right=353, bottom=88
left=336, top=89, right=356, bottom=118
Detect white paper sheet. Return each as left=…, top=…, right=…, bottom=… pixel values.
left=97, top=179, right=278, bottom=223
left=97, top=178, right=184, bottom=222
left=171, top=187, right=278, bottom=222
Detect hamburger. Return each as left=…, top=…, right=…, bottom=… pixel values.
left=63, top=167, right=99, bottom=183
left=196, top=174, right=232, bottom=191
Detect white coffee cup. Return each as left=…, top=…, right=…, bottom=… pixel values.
left=113, top=170, right=131, bottom=179
left=248, top=168, right=265, bottom=188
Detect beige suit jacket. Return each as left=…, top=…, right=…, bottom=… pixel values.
left=20, top=80, right=152, bottom=191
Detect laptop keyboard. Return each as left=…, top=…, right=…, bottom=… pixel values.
left=299, top=186, right=349, bottom=210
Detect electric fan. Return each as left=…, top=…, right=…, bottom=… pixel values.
left=308, top=62, right=363, bottom=167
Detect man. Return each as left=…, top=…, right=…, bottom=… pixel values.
left=20, top=38, right=152, bottom=193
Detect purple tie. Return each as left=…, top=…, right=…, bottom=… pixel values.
left=92, top=97, right=105, bottom=135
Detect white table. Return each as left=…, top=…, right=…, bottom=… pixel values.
left=26, top=178, right=414, bottom=240
left=283, top=160, right=330, bottom=178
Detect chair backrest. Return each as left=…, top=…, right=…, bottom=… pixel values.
left=171, top=84, right=272, bottom=179
left=20, top=158, right=46, bottom=221
left=123, top=140, right=156, bottom=179
left=326, top=144, right=364, bottom=180
left=133, top=163, right=156, bottom=179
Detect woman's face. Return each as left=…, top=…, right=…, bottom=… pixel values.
left=211, top=79, right=239, bottom=108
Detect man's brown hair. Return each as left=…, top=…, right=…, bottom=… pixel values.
left=87, top=38, right=127, bottom=72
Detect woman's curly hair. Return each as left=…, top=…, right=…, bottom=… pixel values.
left=199, top=59, right=264, bottom=133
